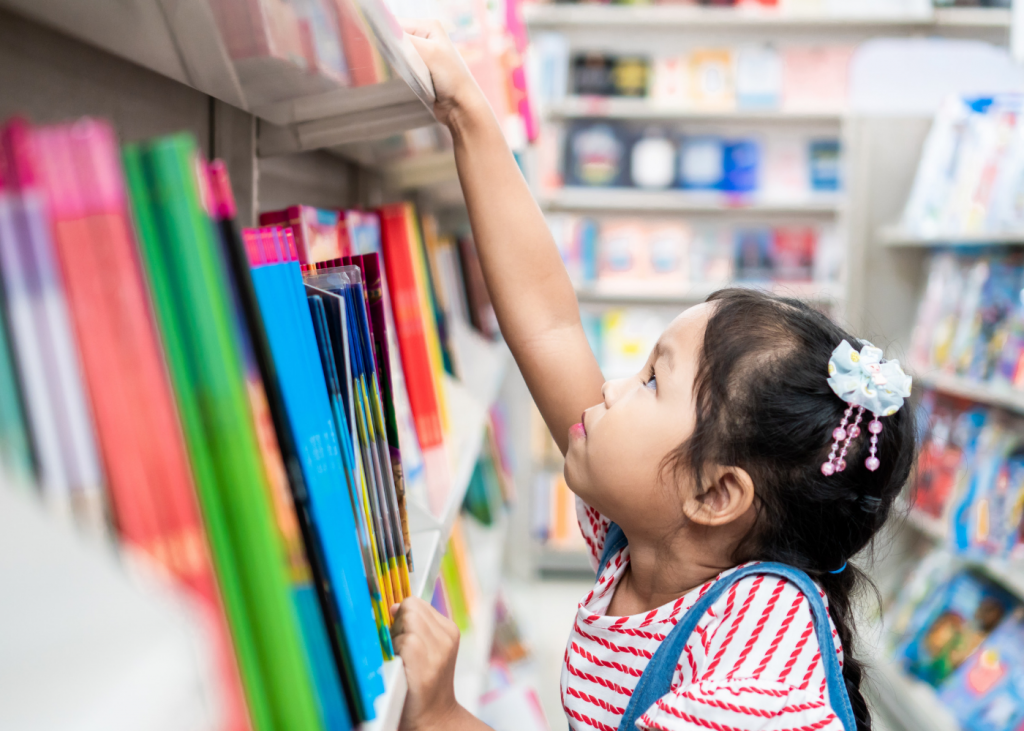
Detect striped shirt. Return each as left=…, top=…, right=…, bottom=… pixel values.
left=561, top=499, right=846, bottom=731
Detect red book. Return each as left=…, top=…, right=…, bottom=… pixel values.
left=332, top=0, right=386, bottom=87
left=378, top=203, right=444, bottom=452
left=260, top=205, right=343, bottom=266
left=30, top=119, right=251, bottom=731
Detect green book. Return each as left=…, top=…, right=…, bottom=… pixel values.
left=123, top=135, right=322, bottom=731
left=0, top=282, right=35, bottom=488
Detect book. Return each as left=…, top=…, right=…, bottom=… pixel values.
left=457, top=234, right=499, bottom=339
left=246, top=229, right=385, bottom=720
left=260, top=205, right=347, bottom=266
left=688, top=49, right=735, bottom=110
left=0, top=120, right=106, bottom=533
left=33, top=121, right=252, bottom=731
left=124, top=134, right=323, bottom=731
left=781, top=46, right=854, bottom=112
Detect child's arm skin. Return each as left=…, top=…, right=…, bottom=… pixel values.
left=389, top=21, right=604, bottom=731
left=407, top=19, right=604, bottom=456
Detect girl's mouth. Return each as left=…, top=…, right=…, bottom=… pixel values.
left=569, top=412, right=587, bottom=440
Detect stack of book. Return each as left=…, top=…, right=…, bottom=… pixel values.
left=0, top=113, right=504, bottom=731
left=900, top=95, right=1024, bottom=238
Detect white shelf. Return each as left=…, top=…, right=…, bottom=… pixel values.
left=536, top=548, right=595, bottom=577
left=0, top=0, right=437, bottom=154
left=524, top=4, right=1009, bottom=30
left=453, top=515, right=510, bottom=717
left=362, top=332, right=511, bottom=731
left=866, top=653, right=960, bottom=731
left=540, top=187, right=843, bottom=215
left=575, top=280, right=844, bottom=307
left=545, top=97, right=845, bottom=123
left=880, top=225, right=1024, bottom=247
left=913, top=367, right=1024, bottom=416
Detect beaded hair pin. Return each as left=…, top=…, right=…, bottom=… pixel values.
left=821, top=340, right=912, bottom=476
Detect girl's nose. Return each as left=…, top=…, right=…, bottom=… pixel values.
left=602, top=378, right=627, bottom=406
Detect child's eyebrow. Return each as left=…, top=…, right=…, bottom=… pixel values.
left=654, top=341, right=675, bottom=371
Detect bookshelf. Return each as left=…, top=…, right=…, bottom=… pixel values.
left=867, top=651, right=961, bottom=731
left=540, top=188, right=844, bottom=215
left=523, top=4, right=1012, bottom=31
left=879, top=226, right=1024, bottom=247
left=545, top=98, right=845, bottom=123
left=911, top=368, right=1024, bottom=417
left=575, top=280, right=844, bottom=307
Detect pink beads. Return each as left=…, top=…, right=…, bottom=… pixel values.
left=835, top=458, right=847, bottom=472
left=848, top=424, right=861, bottom=439
left=833, top=427, right=847, bottom=441
left=865, top=416, right=882, bottom=471
left=821, top=461, right=835, bottom=476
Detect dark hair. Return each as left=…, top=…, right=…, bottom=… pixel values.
left=669, top=288, right=915, bottom=731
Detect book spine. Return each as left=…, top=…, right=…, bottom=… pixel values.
left=378, top=203, right=444, bottom=452
left=138, top=134, right=324, bottom=731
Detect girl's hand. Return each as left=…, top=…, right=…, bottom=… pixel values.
left=391, top=597, right=463, bottom=731
left=401, top=19, right=489, bottom=129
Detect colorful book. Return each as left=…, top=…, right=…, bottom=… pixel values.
left=123, top=134, right=323, bottom=731
left=246, top=229, right=385, bottom=720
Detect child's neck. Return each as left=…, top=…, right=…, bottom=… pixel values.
left=606, top=527, right=739, bottom=617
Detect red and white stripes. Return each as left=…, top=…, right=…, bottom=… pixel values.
left=561, top=499, right=845, bottom=731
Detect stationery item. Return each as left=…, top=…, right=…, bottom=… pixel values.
left=630, top=129, right=676, bottom=190
left=679, top=136, right=724, bottom=190
left=647, top=221, right=690, bottom=280
left=809, top=140, right=842, bottom=192
left=567, top=123, right=626, bottom=187
left=736, top=45, right=782, bottom=109
left=722, top=139, right=760, bottom=193
left=734, top=227, right=774, bottom=281
left=688, top=49, right=735, bottom=110
left=772, top=226, right=817, bottom=281
left=598, top=220, right=649, bottom=280
left=124, top=134, right=323, bottom=731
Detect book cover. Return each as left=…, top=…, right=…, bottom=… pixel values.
left=598, top=219, right=648, bottom=281
left=688, top=49, right=735, bottom=111
left=127, top=134, right=323, bottom=731
left=261, top=205, right=343, bottom=266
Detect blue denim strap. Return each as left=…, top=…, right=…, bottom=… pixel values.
left=597, top=522, right=629, bottom=578
left=596, top=546, right=855, bottom=731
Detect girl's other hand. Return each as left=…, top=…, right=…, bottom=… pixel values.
left=401, top=19, right=488, bottom=128
left=391, top=597, right=464, bottom=731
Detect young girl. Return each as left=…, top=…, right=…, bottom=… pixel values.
left=391, top=21, right=916, bottom=731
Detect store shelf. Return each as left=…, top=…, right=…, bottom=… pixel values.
left=880, top=225, right=1024, bottom=247
left=364, top=335, right=509, bottom=731
left=912, top=367, right=1024, bottom=416
left=545, top=97, right=844, bottom=123
left=537, top=548, right=595, bottom=577
left=453, top=515, right=510, bottom=717
left=524, top=4, right=1009, bottom=30
left=867, top=654, right=960, bottom=731
left=0, top=0, right=437, bottom=154
left=541, top=187, right=843, bottom=215
left=575, top=280, right=845, bottom=307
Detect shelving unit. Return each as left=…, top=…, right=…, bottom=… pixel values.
left=912, top=367, right=1024, bottom=416
left=540, top=187, right=844, bottom=214
left=575, top=280, right=844, bottom=306
left=544, top=97, right=845, bottom=123
left=524, top=4, right=1011, bottom=31
left=880, top=226, right=1024, bottom=247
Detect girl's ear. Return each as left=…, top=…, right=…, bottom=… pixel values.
left=683, top=465, right=756, bottom=527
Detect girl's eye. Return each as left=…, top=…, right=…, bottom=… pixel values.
left=645, top=367, right=657, bottom=391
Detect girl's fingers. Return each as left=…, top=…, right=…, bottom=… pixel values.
left=398, top=18, right=446, bottom=40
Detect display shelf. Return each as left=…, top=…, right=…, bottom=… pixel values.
left=545, top=97, right=845, bottom=123
left=540, top=187, right=843, bottom=215
left=364, top=337, right=510, bottom=731
left=575, top=280, right=844, bottom=307
left=866, top=653, right=960, bottom=731
left=523, top=3, right=1009, bottom=30
left=453, top=515, right=510, bottom=717
left=537, top=548, right=595, bottom=577
left=912, top=367, right=1024, bottom=416
left=0, top=0, right=437, bottom=154
left=880, top=225, right=1024, bottom=247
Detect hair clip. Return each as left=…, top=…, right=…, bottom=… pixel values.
left=859, top=495, right=882, bottom=511
left=821, top=340, right=912, bottom=476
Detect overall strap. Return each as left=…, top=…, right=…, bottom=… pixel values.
left=597, top=522, right=628, bottom=578
left=616, top=562, right=856, bottom=731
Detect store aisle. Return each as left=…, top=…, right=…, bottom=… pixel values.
left=503, top=576, right=595, bottom=731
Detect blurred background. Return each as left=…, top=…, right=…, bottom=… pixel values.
left=1, top=1, right=1023, bottom=731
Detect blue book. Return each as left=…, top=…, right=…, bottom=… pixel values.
left=250, top=260, right=385, bottom=721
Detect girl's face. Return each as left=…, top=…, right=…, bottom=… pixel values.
left=564, top=303, right=711, bottom=537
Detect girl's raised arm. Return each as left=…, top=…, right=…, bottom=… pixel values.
left=405, top=20, right=604, bottom=455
